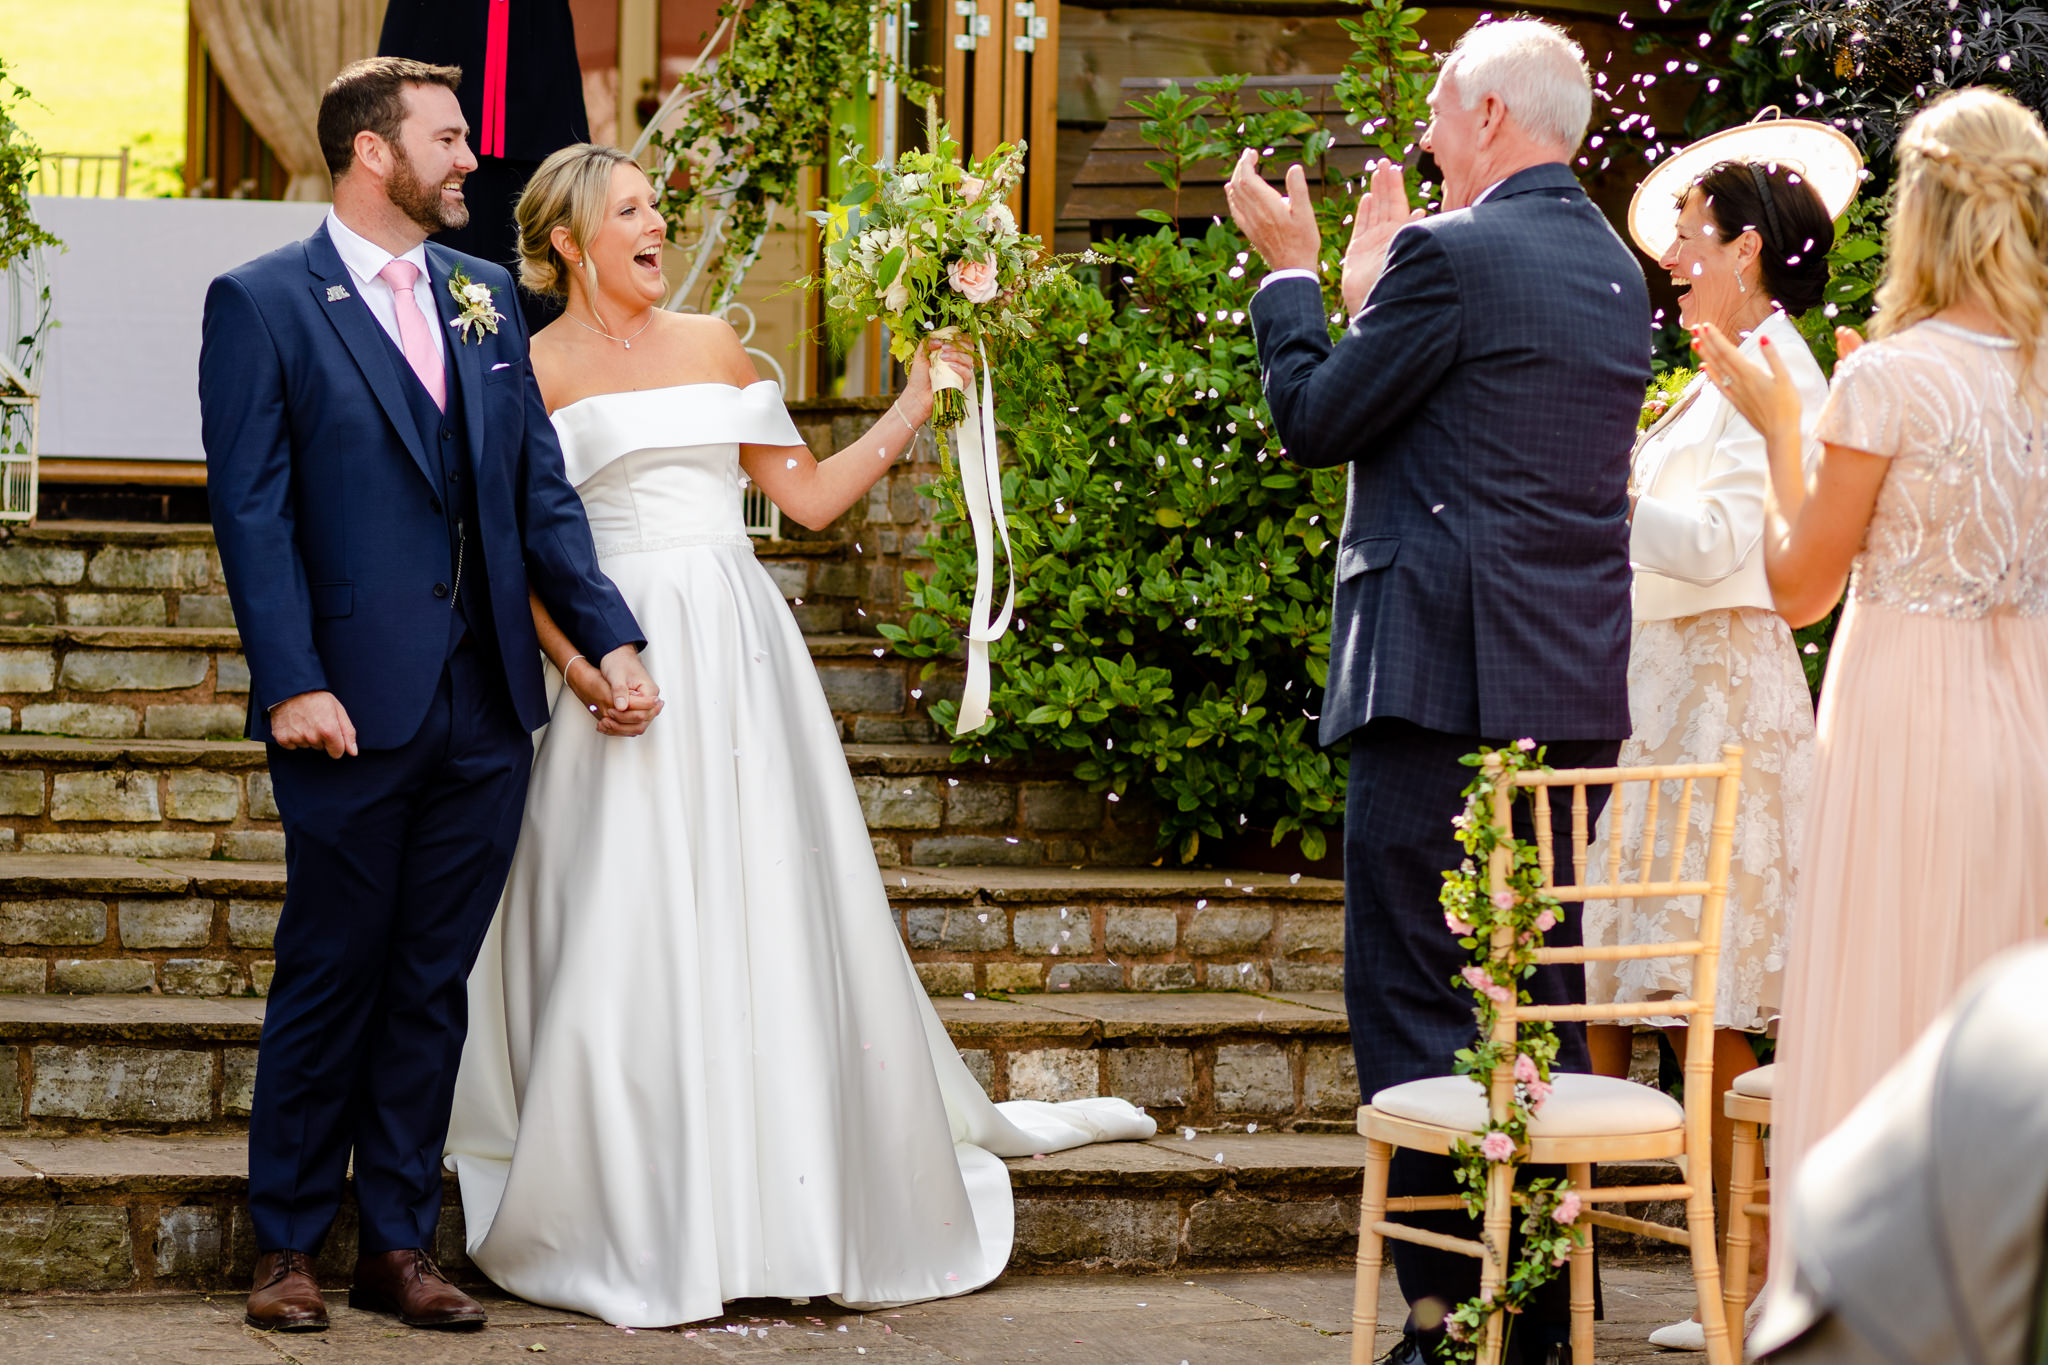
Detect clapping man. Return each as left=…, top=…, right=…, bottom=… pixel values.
left=1226, top=19, right=1647, bottom=1362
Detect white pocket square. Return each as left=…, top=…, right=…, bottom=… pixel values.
left=490, top=361, right=513, bottom=371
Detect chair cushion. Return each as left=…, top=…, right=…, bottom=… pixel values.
left=1371, top=1072, right=1684, bottom=1138
left=1731, top=1063, right=1775, bottom=1100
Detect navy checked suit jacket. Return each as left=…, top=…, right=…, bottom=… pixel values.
left=1251, top=162, right=1648, bottom=747
left=198, top=224, right=644, bottom=749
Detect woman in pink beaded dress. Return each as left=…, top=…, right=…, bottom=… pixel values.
left=1697, top=86, right=2048, bottom=1286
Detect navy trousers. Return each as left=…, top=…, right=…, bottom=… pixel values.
left=249, top=639, right=531, bottom=1255
left=1344, top=717, right=1620, bottom=1357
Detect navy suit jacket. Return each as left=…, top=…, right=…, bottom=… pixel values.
left=1251, top=163, right=1648, bottom=746
left=198, top=223, right=642, bottom=748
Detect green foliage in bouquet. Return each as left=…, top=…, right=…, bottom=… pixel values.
left=813, top=109, right=1064, bottom=444
left=879, top=0, right=1433, bottom=864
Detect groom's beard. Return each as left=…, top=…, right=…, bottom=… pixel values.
left=389, top=144, right=470, bottom=235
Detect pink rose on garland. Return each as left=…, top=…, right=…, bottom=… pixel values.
left=1445, top=909, right=1473, bottom=936
left=1514, top=1054, right=1539, bottom=1085
left=948, top=255, right=1001, bottom=303
left=1552, top=1191, right=1582, bottom=1224
left=1535, top=909, right=1558, bottom=933
left=1479, top=1131, right=1515, bottom=1162
left=1491, top=889, right=1517, bottom=912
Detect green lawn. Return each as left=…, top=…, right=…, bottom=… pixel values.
left=1, top=0, right=186, bottom=196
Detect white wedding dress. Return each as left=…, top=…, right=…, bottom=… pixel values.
left=443, top=382, right=1153, bottom=1328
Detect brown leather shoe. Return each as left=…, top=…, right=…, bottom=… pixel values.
left=245, top=1249, right=328, bottom=1331
left=349, top=1248, right=486, bottom=1330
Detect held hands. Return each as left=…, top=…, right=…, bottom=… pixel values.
left=566, top=645, right=663, bottom=737
left=271, top=690, right=358, bottom=758
left=1343, top=158, right=1426, bottom=315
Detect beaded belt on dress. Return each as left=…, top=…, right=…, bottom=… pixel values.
left=592, top=531, right=755, bottom=559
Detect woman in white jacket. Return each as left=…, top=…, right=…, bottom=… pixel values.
left=1585, top=135, right=1856, bottom=1349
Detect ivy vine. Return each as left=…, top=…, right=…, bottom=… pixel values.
left=1436, top=743, right=1587, bottom=1362
left=0, top=60, right=59, bottom=280
left=644, top=0, right=923, bottom=309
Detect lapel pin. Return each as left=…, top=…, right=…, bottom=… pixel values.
left=326, top=285, right=350, bottom=302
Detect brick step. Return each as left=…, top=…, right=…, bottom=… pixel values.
left=0, top=856, right=1341, bottom=997
left=0, top=990, right=1358, bottom=1134
left=0, top=1130, right=1409, bottom=1291
left=0, top=738, right=1157, bottom=864
left=0, top=622, right=959, bottom=745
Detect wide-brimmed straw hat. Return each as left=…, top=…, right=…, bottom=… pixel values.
left=1626, top=109, right=1865, bottom=258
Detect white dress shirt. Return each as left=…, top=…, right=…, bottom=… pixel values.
left=324, top=210, right=448, bottom=369
left=1629, top=309, right=1829, bottom=621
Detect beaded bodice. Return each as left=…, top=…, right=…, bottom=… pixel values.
left=1817, top=320, right=2048, bottom=618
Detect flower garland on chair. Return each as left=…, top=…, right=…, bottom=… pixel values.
left=1435, top=742, right=1590, bottom=1362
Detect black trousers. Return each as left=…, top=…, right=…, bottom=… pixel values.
left=1344, top=717, right=1621, bottom=1358
left=248, top=640, right=531, bottom=1254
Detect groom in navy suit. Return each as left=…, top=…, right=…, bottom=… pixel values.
left=199, top=57, right=655, bottom=1333
left=1229, top=19, right=1646, bottom=1363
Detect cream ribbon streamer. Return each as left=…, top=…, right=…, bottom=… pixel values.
left=950, top=335, right=1014, bottom=734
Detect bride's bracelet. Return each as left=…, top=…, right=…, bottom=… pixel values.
left=563, top=653, right=586, bottom=674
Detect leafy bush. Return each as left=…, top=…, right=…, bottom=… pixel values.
left=880, top=0, right=1432, bottom=863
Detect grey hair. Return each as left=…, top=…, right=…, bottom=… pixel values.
left=1439, top=19, right=1593, bottom=155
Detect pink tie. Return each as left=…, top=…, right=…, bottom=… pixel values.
left=378, top=259, right=445, bottom=411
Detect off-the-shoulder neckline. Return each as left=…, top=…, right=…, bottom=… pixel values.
left=548, top=379, right=778, bottom=419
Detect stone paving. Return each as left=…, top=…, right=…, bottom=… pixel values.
left=0, top=1261, right=1700, bottom=1363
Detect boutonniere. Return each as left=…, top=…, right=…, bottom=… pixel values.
left=447, top=267, right=505, bottom=344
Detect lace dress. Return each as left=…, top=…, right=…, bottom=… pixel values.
left=1585, top=315, right=1826, bottom=1034
left=1770, top=321, right=2048, bottom=1278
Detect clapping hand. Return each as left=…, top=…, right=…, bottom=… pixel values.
left=1691, top=323, right=1802, bottom=441
left=1342, top=158, right=1426, bottom=314
left=1224, top=149, right=1321, bottom=274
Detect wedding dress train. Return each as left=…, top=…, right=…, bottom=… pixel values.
left=443, top=382, right=1153, bottom=1328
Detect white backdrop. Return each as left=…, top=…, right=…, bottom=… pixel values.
left=27, top=196, right=329, bottom=464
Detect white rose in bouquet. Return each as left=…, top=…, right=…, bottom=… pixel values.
left=979, top=203, right=1017, bottom=237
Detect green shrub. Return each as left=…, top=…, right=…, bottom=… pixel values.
left=881, top=1, right=1432, bottom=863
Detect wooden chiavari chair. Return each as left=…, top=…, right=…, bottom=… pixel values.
left=1348, top=743, right=1745, bottom=1365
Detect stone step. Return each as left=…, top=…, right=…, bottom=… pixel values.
left=0, top=856, right=1342, bottom=998
left=0, top=990, right=1358, bottom=1134
left=0, top=1130, right=1400, bottom=1291
left=0, top=738, right=1158, bottom=864
left=0, top=1131, right=1686, bottom=1293
left=0, top=622, right=956, bottom=745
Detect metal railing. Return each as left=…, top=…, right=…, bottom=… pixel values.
left=31, top=150, right=131, bottom=198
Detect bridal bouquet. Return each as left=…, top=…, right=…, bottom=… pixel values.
left=815, top=110, right=1061, bottom=437
left=812, top=110, right=1067, bottom=736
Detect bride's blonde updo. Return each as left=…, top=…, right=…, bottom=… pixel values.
left=514, top=142, right=641, bottom=300
left=1876, top=88, right=2048, bottom=364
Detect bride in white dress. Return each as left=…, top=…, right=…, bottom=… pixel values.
left=442, top=148, right=1153, bottom=1328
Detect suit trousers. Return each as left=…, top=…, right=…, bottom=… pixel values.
left=1344, top=717, right=1620, bottom=1354
left=249, top=638, right=531, bottom=1255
